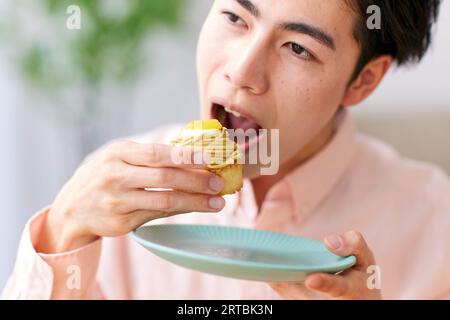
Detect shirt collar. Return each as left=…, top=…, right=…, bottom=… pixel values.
left=284, top=109, right=357, bottom=220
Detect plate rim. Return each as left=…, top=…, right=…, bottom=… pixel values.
left=131, top=224, right=356, bottom=273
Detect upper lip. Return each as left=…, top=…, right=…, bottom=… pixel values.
left=210, top=97, right=262, bottom=127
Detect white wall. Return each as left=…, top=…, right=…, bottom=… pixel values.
left=0, top=50, right=23, bottom=290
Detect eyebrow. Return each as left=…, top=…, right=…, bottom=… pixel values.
left=234, top=0, right=336, bottom=51
left=281, top=22, right=336, bottom=50
left=235, top=0, right=260, bottom=17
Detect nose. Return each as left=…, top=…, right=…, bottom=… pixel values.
left=223, top=37, right=269, bottom=95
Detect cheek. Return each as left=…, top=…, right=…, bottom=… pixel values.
left=196, top=21, right=213, bottom=91
left=273, top=73, right=344, bottom=152
left=196, top=7, right=228, bottom=79
left=276, top=73, right=344, bottom=126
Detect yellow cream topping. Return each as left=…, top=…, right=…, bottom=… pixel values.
left=185, top=119, right=222, bottom=130
left=171, top=120, right=240, bottom=169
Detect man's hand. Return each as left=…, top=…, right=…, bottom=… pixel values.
left=36, top=141, right=225, bottom=254
left=270, top=230, right=381, bottom=300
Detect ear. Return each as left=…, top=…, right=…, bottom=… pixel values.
left=341, top=55, right=393, bottom=108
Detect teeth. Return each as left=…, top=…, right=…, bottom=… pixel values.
left=224, top=107, right=241, bottom=118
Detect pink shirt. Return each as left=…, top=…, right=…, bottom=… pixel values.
left=3, top=111, right=450, bottom=299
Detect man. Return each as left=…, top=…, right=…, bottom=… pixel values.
left=3, top=0, right=449, bottom=299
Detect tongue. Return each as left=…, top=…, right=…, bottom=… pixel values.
left=228, top=113, right=261, bottom=132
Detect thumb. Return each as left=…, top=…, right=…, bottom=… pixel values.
left=324, top=230, right=376, bottom=271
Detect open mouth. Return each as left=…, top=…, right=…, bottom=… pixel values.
left=211, top=103, right=263, bottom=153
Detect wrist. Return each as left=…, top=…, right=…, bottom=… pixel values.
left=36, top=207, right=99, bottom=254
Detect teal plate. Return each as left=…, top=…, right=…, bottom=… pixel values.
left=132, top=224, right=356, bottom=283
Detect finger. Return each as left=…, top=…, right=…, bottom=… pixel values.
left=324, top=231, right=376, bottom=270
left=110, top=140, right=210, bottom=169
left=305, top=272, right=356, bottom=299
left=269, top=283, right=318, bottom=300
left=125, top=209, right=196, bottom=230
left=123, top=167, right=224, bottom=195
left=127, top=189, right=225, bottom=214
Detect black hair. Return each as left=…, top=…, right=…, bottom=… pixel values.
left=347, top=0, right=442, bottom=81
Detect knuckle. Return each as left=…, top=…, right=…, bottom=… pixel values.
left=102, top=196, right=123, bottom=212
left=115, top=139, right=133, bottom=150
left=146, top=144, right=160, bottom=164
left=104, top=143, right=117, bottom=155
left=352, top=230, right=363, bottom=239
left=104, top=140, right=131, bottom=160
left=193, top=175, right=210, bottom=193
left=193, top=195, right=207, bottom=210
left=153, top=169, right=172, bottom=185
left=348, top=230, right=365, bottom=250
left=104, top=142, right=120, bottom=157
left=170, top=145, right=187, bottom=165
left=155, top=193, right=174, bottom=211
left=100, top=170, right=122, bottom=188
left=354, top=231, right=365, bottom=244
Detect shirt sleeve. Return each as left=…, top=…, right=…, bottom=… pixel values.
left=1, top=207, right=103, bottom=300
left=2, top=126, right=182, bottom=300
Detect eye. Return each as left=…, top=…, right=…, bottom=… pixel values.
left=287, top=42, right=314, bottom=61
left=222, top=11, right=247, bottom=28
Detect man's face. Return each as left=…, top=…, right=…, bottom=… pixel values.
left=197, top=0, right=361, bottom=178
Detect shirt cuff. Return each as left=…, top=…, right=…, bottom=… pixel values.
left=3, top=207, right=102, bottom=299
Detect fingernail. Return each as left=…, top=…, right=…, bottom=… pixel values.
left=209, top=176, right=224, bottom=193
left=326, top=235, right=342, bottom=250
left=209, top=196, right=224, bottom=210
left=194, top=151, right=210, bottom=165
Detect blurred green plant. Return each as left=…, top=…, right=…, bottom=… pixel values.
left=21, top=0, right=185, bottom=89
left=8, top=0, right=186, bottom=156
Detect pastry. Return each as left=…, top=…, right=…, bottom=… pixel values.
left=171, top=119, right=243, bottom=195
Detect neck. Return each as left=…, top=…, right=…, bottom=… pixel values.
left=251, top=119, right=335, bottom=209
